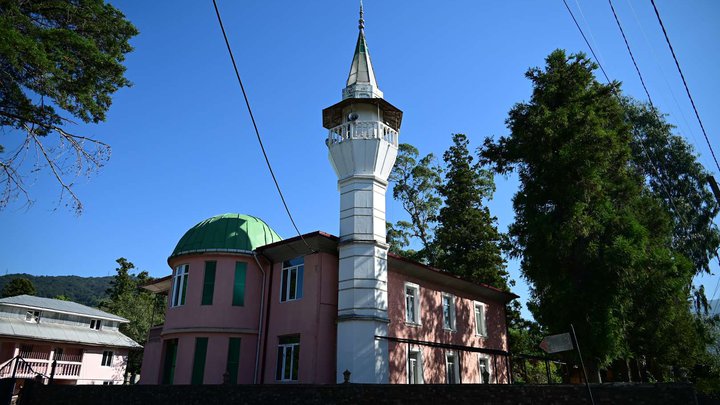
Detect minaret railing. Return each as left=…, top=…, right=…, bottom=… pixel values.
left=327, top=121, right=398, bottom=147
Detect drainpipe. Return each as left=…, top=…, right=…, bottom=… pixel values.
left=252, top=252, right=267, bottom=384
left=259, top=254, right=275, bottom=384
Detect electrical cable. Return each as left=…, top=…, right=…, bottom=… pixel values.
left=211, top=0, right=316, bottom=254
left=563, top=0, right=720, bottom=306
left=649, top=0, right=720, bottom=176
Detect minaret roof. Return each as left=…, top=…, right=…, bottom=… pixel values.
left=343, top=2, right=383, bottom=99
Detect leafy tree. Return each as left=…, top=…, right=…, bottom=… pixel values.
left=623, top=99, right=720, bottom=310
left=435, top=133, right=508, bottom=289
left=481, top=49, right=716, bottom=381
left=100, top=258, right=164, bottom=379
left=388, top=144, right=442, bottom=263
left=0, top=276, right=36, bottom=297
left=0, top=0, right=138, bottom=213
left=481, top=50, right=662, bottom=376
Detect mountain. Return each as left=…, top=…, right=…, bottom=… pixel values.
left=0, top=273, right=113, bottom=307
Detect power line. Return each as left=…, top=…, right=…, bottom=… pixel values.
left=211, top=0, right=316, bottom=254
left=649, top=0, right=720, bottom=176
left=607, top=0, right=655, bottom=108
left=564, top=0, right=720, bottom=306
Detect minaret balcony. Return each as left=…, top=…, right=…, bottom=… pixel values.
left=327, top=121, right=398, bottom=147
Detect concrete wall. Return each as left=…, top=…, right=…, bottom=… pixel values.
left=18, top=383, right=699, bottom=405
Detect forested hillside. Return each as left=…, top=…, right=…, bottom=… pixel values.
left=0, top=273, right=112, bottom=307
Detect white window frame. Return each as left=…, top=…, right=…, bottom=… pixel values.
left=276, top=337, right=300, bottom=381
left=478, top=355, right=492, bottom=384
left=25, top=310, right=40, bottom=323
left=280, top=258, right=304, bottom=302
left=101, top=350, right=113, bottom=367
left=442, top=293, right=456, bottom=331
left=445, top=351, right=460, bottom=384
left=474, top=301, right=487, bottom=337
left=407, top=348, right=423, bottom=384
left=171, top=264, right=189, bottom=307
left=404, top=282, right=420, bottom=325
left=90, top=319, right=102, bottom=330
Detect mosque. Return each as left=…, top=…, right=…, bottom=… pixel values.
left=139, top=5, right=516, bottom=385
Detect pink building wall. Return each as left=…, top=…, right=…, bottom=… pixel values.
left=386, top=271, right=509, bottom=384
left=261, top=252, right=338, bottom=384
left=141, top=253, right=266, bottom=384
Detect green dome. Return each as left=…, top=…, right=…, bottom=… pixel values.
left=171, top=214, right=282, bottom=258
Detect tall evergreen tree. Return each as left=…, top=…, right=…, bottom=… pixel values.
left=435, top=133, right=508, bottom=289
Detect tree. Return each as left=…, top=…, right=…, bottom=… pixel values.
left=388, top=143, right=443, bottom=263
left=481, top=50, right=662, bottom=375
left=435, top=133, right=508, bottom=289
left=481, top=49, right=716, bottom=381
left=0, top=0, right=138, bottom=213
left=100, top=258, right=164, bottom=379
left=1, top=276, right=36, bottom=297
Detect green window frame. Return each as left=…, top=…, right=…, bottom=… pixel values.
left=201, top=261, right=216, bottom=305
left=161, top=339, right=178, bottom=384
left=191, top=337, right=208, bottom=385
left=233, top=262, right=247, bottom=306
left=226, top=337, right=241, bottom=384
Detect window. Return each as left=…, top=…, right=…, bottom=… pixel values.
left=276, top=335, right=300, bottom=381
left=201, top=261, right=216, bottom=305
left=102, top=381, right=113, bottom=385
left=442, top=293, right=456, bottom=331
left=25, top=310, right=40, bottom=323
left=101, top=351, right=113, bottom=367
left=474, top=302, right=487, bottom=336
left=446, top=351, right=459, bottom=384
left=405, top=283, right=420, bottom=324
left=280, top=258, right=304, bottom=302
left=226, top=338, right=241, bottom=384
left=407, top=349, right=423, bottom=384
left=90, top=319, right=102, bottom=330
left=478, top=356, right=491, bottom=384
left=171, top=264, right=189, bottom=307
left=191, top=337, right=208, bottom=385
left=233, top=262, right=247, bottom=306
left=161, top=339, right=178, bottom=384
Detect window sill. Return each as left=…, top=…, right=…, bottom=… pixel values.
left=475, top=333, right=488, bottom=338
left=405, top=321, right=422, bottom=328
left=443, top=328, right=456, bottom=333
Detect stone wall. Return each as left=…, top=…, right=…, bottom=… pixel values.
left=19, top=382, right=699, bottom=405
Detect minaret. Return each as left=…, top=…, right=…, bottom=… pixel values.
left=322, top=3, right=403, bottom=384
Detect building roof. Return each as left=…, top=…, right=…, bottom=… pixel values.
left=170, top=213, right=282, bottom=259
left=342, top=3, right=383, bottom=100
left=0, top=295, right=128, bottom=322
left=0, top=317, right=141, bottom=349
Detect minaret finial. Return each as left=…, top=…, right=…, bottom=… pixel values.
left=359, top=1, right=364, bottom=31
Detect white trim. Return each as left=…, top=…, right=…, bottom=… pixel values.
left=445, top=350, right=460, bottom=384
left=474, top=301, right=487, bottom=337
left=280, top=260, right=304, bottom=303
left=407, top=347, right=423, bottom=384
left=441, top=293, right=456, bottom=331
left=478, top=354, right=492, bottom=384
left=170, top=264, right=189, bottom=307
left=404, top=282, right=421, bottom=325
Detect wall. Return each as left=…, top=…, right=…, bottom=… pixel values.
left=386, top=271, right=509, bottom=384
left=261, top=252, right=338, bottom=384
left=18, top=383, right=699, bottom=405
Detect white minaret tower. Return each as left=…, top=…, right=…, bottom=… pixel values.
left=323, top=3, right=403, bottom=384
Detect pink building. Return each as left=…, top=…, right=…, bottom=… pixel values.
left=0, top=295, right=140, bottom=385
left=140, top=5, right=516, bottom=386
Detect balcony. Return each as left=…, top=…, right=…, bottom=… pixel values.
left=327, top=121, right=398, bottom=147
left=0, top=349, right=82, bottom=379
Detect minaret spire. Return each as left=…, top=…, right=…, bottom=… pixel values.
left=359, top=0, right=364, bottom=31
left=343, top=1, right=381, bottom=99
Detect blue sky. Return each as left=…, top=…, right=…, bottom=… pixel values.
left=2, top=1, right=719, bottom=317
